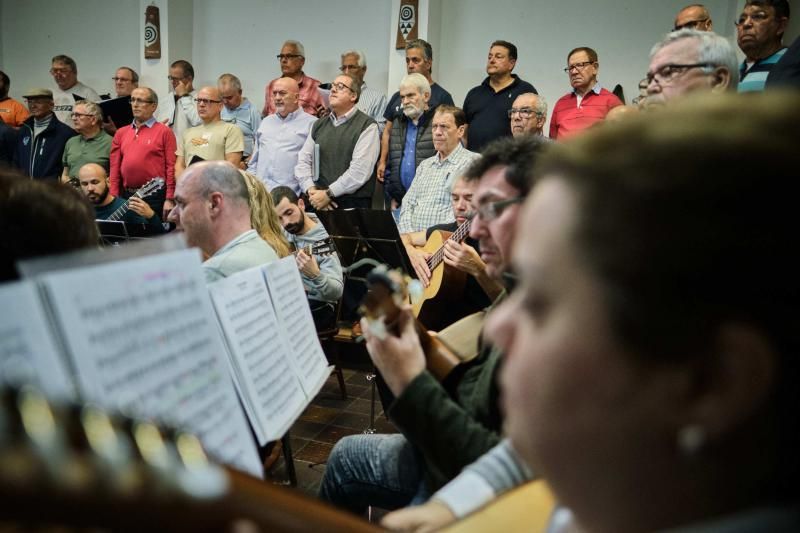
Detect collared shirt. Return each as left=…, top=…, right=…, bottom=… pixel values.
left=549, top=85, right=622, bottom=140
left=132, top=116, right=158, bottom=131
left=263, top=74, right=324, bottom=117
left=248, top=108, right=316, bottom=193
left=739, top=48, right=788, bottom=92
left=110, top=117, right=177, bottom=197
left=397, top=143, right=480, bottom=233
left=203, top=229, right=278, bottom=284
left=295, top=106, right=380, bottom=197
left=156, top=89, right=201, bottom=142
left=357, top=83, right=387, bottom=133
left=463, top=74, right=537, bottom=152
left=573, top=82, right=603, bottom=106
left=221, top=97, right=261, bottom=157
left=62, top=129, right=113, bottom=178
left=400, top=118, right=420, bottom=191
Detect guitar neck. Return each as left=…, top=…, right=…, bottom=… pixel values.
left=107, top=195, right=136, bottom=221
left=427, top=219, right=472, bottom=270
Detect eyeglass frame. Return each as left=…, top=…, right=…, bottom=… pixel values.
left=194, top=98, right=222, bottom=105
left=276, top=54, right=303, bottom=60
left=70, top=112, right=95, bottom=119
left=507, top=107, right=541, bottom=119
left=673, top=17, right=709, bottom=31
left=645, top=63, right=715, bottom=86
left=330, top=81, right=353, bottom=93
left=472, top=197, right=524, bottom=222
left=111, top=77, right=134, bottom=83
left=130, top=97, right=155, bottom=105
left=563, top=61, right=596, bottom=73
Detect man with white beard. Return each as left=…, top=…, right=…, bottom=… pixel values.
left=383, top=74, right=438, bottom=211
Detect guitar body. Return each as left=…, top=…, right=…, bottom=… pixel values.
left=412, top=230, right=469, bottom=331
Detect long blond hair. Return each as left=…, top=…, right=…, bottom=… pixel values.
left=239, top=170, right=291, bottom=258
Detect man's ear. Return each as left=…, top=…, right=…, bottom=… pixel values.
left=297, top=197, right=306, bottom=212
left=208, top=191, right=224, bottom=216
left=679, top=324, right=777, bottom=444
left=710, top=67, right=732, bottom=93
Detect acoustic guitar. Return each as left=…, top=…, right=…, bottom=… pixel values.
left=411, top=219, right=473, bottom=329
left=105, top=177, right=166, bottom=222
left=290, top=237, right=337, bottom=258
left=0, top=384, right=378, bottom=532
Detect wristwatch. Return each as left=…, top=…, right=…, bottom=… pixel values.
left=326, top=188, right=336, bottom=200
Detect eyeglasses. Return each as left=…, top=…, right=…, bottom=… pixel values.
left=564, top=61, right=595, bottom=72
left=330, top=81, right=353, bottom=93
left=167, top=75, right=186, bottom=82
left=277, top=54, right=303, bottom=60
left=49, top=68, right=72, bottom=75
left=645, top=63, right=714, bottom=85
left=735, top=11, right=770, bottom=26
left=71, top=112, right=94, bottom=119
left=112, top=77, right=133, bottom=82
left=194, top=98, right=221, bottom=105
left=507, top=107, right=539, bottom=119
left=473, top=197, right=523, bottom=222
left=130, top=98, right=154, bottom=105
left=673, top=17, right=709, bottom=30
left=339, top=65, right=362, bottom=72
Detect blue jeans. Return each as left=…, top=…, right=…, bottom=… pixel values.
left=318, top=433, right=429, bottom=515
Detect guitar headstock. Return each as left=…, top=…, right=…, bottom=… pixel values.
left=137, top=177, right=166, bottom=200
left=310, top=237, right=337, bottom=257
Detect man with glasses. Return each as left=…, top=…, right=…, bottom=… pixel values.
left=218, top=73, right=260, bottom=168
left=248, top=77, right=315, bottom=193
left=674, top=4, right=714, bottom=31
left=262, top=40, right=324, bottom=117
left=646, top=30, right=738, bottom=106
left=319, top=135, right=546, bottom=516
left=295, top=73, right=379, bottom=210
left=112, top=67, right=139, bottom=98
left=175, top=87, right=244, bottom=179
left=110, top=87, right=177, bottom=219
left=49, top=55, right=100, bottom=125
left=340, top=49, right=387, bottom=132
left=463, top=40, right=537, bottom=152
left=60, top=101, right=112, bottom=185
left=550, top=47, right=622, bottom=140
left=14, top=88, right=76, bottom=180
left=509, top=93, right=548, bottom=138
left=156, top=60, right=201, bottom=142
left=737, top=0, right=790, bottom=92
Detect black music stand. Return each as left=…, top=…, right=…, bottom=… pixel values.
left=96, top=220, right=164, bottom=247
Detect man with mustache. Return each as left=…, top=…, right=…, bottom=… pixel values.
left=737, top=0, right=790, bottom=92
left=79, top=162, right=160, bottom=226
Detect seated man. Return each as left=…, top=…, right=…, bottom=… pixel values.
left=318, top=135, right=546, bottom=515
left=61, top=100, right=112, bottom=185
left=78, top=162, right=161, bottom=227
left=168, top=161, right=278, bottom=283
left=271, top=186, right=343, bottom=331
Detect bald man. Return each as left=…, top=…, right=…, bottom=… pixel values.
left=175, top=86, right=244, bottom=177
left=78, top=163, right=161, bottom=226
left=248, top=77, right=316, bottom=192
left=674, top=4, right=713, bottom=31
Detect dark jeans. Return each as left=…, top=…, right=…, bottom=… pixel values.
left=309, top=300, right=336, bottom=331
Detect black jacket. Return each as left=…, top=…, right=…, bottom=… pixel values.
left=14, top=114, right=76, bottom=179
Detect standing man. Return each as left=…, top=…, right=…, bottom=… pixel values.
left=549, top=47, right=622, bottom=140
left=379, top=39, right=454, bottom=182
left=674, top=4, right=714, bottom=31
left=462, top=40, right=537, bottom=152
left=61, top=100, right=112, bottom=184
left=737, top=0, right=790, bottom=92
left=14, top=88, right=76, bottom=179
left=509, top=93, right=548, bottom=138
left=110, top=87, right=177, bottom=219
left=384, top=73, right=436, bottom=209
left=78, top=162, right=161, bottom=226
left=263, top=40, right=324, bottom=117
left=156, top=60, right=201, bottom=142
left=271, top=185, right=344, bottom=331
left=175, top=86, right=244, bottom=178
left=248, top=77, right=316, bottom=192
left=112, top=67, right=139, bottom=98
left=340, top=50, right=387, bottom=132
left=50, top=55, right=101, bottom=125
left=295, top=74, right=379, bottom=210
left=218, top=73, right=261, bottom=168
left=0, top=71, right=30, bottom=127
left=168, top=161, right=279, bottom=283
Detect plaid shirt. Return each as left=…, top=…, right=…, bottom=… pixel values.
left=397, top=143, right=479, bottom=233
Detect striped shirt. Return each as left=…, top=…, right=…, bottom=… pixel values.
left=397, top=143, right=479, bottom=233
left=357, top=83, right=387, bottom=133
left=739, top=48, right=788, bottom=92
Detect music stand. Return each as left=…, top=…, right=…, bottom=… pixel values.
left=96, top=220, right=164, bottom=247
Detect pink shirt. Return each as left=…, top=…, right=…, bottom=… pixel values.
left=262, top=74, right=324, bottom=117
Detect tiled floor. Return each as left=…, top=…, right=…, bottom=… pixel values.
left=267, top=368, right=398, bottom=497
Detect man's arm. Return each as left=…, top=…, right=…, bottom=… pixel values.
left=175, top=89, right=202, bottom=127
left=174, top=156, right=186, bottom=179
left=377, top=118, right=393, bottom=182
left=60, top=167, right=71, bottom=184
left=109, top=132, right=123, bottom=196
left=297, top=250, right=344, bottom=302
left=444, top=241, right=504, bottom=302
left=163, top=128, right=178, bottom=217
left=224, top=124, right=245, bottom=168
left=295, top=128, right=317, bottom=193
left=326, top=123, right=380, bottom=198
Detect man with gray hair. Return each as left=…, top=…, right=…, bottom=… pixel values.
left=509, top=92, right=547, bottom=138
left=61, top=100, right=112, bottom=184
left=674, top=4, right=713, bottom=31
left=384, top=73, right=437, bottom=209
left=263, top=40, right=324, bottom=117
left=646, top=29, right=738, bottom=106
left=736, top=0, right=790, bottom=92
left=340, top=49, right=387, bottom=132
left=168, top=160, right=278, bottom=283
left=218, top=73, right=261, bottom=166
left=49, top=54, right=101, bottom=125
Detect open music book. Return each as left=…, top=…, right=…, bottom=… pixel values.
left=0, top=239, right=331, bottom=478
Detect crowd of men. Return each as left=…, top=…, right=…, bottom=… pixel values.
left=1, top=0, right=799, bottom=529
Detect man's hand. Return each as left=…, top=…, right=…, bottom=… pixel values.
left=308, top=188, right=336, bottom=211
left=295, top=250, right=320, bottom=278
left=129, top=197, right=155, bottom=219
left=390, top=198, right=400, bottom=211
left=377, top=160, right=387, bottom=183
left=162, top=199, right=175, bottom=220
left=406, top=246, right=432, bottom=287
left=174, top=80, right=190, bottom=98
left=316, top=105, right=330, bottom=118
left=443, top=241, right=485, bottom=277
left=362, top=305, right=426, bottom=397
left=381, top=500, right=457, bottom=532
left=103, top=117, right=118, bottom=136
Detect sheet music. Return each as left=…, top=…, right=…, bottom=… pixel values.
left=0, top=281, right=75, bottom=400
left=263, top=257, right=331, bottom=396
left=209, top=267, right=306, bottom=444
left=37, top=249, right=262, bottom=478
